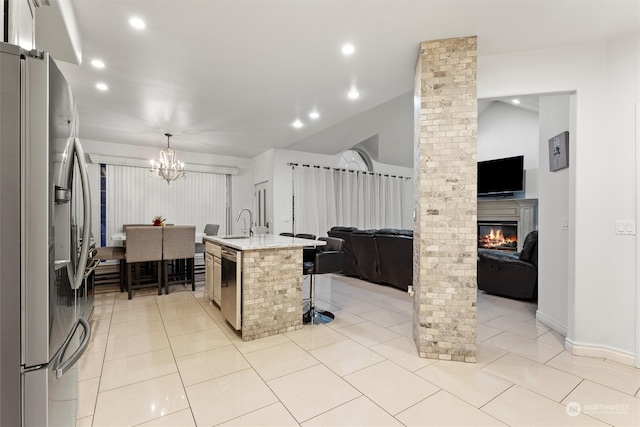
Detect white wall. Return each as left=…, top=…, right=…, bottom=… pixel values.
left=479, top=34, right=639, bottom=363
left=536, top=94, right=573, bottom=335
left=478, top=101, right=539, bottom=198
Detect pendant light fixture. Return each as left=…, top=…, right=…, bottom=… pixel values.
left=149, top=133, right=186, bottom=184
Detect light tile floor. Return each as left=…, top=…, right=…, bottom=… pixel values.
left=77, top=275, right=640, bottom=426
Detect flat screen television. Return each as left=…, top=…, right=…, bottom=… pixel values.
left=477, top=155, right=524, bottom=196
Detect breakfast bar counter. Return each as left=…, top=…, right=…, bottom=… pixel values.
left=203, top=235, right=324, bottom=341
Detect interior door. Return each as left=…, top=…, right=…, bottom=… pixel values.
left=253, top=181, right=270, bottom=234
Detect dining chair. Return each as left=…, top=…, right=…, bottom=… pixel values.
left=163, top=226, right=196, bottom=294
left=124, top=226, right=163, bottom=299
left=195, top=224, right=219, bottom=276
left=94, top=246, right=126, bottom=292
left=195, top=223, right=220, bottom=254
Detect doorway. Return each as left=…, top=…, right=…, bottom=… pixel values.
left=254, top=181, right=270, bottom=234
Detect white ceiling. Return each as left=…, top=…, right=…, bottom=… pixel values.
left=52, top=0, right=637, bottom=164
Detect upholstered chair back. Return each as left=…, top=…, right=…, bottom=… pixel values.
left=204, top=224, right=220, bottom=236
left=314, top=237, right=345, bottom=274
left=125, top=227, right=163, bottom=263
left=163, top=226, right=196, bottom=260
left=319, top=236, right=344, bottom=252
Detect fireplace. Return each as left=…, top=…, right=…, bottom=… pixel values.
left=478, top=221, right=518, bottom=252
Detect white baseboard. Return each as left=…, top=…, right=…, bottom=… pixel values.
left=535, top=310, right=567, bottom=336
left=565, top=339, right=637, bottom=367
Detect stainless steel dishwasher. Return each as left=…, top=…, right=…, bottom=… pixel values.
left=221, top=247, right=241, bottom=330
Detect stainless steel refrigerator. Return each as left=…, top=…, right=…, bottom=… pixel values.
left=0, top=42, right=95, bottom=426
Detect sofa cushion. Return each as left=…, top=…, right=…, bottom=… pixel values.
left=330, top=226, right=358, bottom=232
left=375, top=228, right=413, bottom=237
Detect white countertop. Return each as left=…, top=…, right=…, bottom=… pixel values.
left=204, top=234, right=326, bottom=250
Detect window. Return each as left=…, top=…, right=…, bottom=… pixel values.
left=339, top=149, right=371, bottom=172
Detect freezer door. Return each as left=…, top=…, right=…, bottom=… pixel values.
left=23, top=317, right=90, bottom=427
left=23, top=52, right=92, bottom=366
left=23, top=49, right=62, bottom=367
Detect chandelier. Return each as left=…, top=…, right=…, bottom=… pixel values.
left=149, top=133, right=186, bottom=184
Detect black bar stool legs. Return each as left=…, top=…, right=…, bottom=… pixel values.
left=303, top=272, right=335, bottom=325
left=302, top=237, right=344, bottom=325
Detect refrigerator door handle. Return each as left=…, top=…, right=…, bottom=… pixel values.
left=52, top=317, right=91, bottom=379
left=71, top=137, right=92, bottom=290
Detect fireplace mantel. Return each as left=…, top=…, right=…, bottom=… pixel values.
left=477, top=198, right=538, bottom=251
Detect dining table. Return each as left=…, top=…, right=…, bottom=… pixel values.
left=111, top=231, right=206, bottom=244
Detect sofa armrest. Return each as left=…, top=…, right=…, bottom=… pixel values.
left=478, top=249, right=519, bottom=263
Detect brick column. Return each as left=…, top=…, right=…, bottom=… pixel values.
left=413, top=37, right=477, bottom=362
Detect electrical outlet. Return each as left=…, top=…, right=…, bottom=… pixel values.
left=561, top=217, right=569, bottom=230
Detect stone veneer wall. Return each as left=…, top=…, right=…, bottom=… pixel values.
left=413, top=37, right=478, bottom=362
left=241, top=248, right=303, bottom=341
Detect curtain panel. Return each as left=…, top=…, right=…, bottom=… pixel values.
left=293, top=165, right=412, bottom=237
left=105, top=164, right=227, bottom=243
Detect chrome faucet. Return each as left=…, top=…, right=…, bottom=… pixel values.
left=236, top=207, right=253, bottom=237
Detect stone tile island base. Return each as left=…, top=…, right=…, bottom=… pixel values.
left=241, top=248, right=303, bottom=341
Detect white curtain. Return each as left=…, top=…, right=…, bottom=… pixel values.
left=294, top=165, right=412, bottom=236
left=105, top=165, right=227, bottom=244
left=293, top=166, right=336, bottom=238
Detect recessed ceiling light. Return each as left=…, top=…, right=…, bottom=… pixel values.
left=292, top=119, right=303, bottom=128
left=129, top=17, right=146, bottom=30
left=96, top=82, right=108, bottom=91
left=309, top=111, right=320, bottom=119
left=512, top=99, right=521, bottom=104
left=348, top=89, right=360, bottom=100
left=91, top=59, right=105, bottom=69
left=341, top=43, right=355, bottom=55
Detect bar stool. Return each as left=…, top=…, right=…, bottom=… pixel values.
left=303, top=237, right=344, bottom=325
left=295, top=233, right=317, bottom=265
left=295, top=233, right=316, bottom=240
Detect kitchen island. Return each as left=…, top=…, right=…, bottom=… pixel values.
left=204, top=234, right=325, bottom=341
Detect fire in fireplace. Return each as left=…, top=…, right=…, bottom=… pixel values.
left=478, top=222, right=517, bottom=251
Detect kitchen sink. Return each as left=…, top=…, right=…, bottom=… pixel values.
left=222, top=235, right=250, bottom=240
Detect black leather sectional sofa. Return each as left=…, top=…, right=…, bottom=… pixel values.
left=327, top=226, right=413, bottom=291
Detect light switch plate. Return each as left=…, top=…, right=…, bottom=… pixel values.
left=615, top=220, right=636, bottom=235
